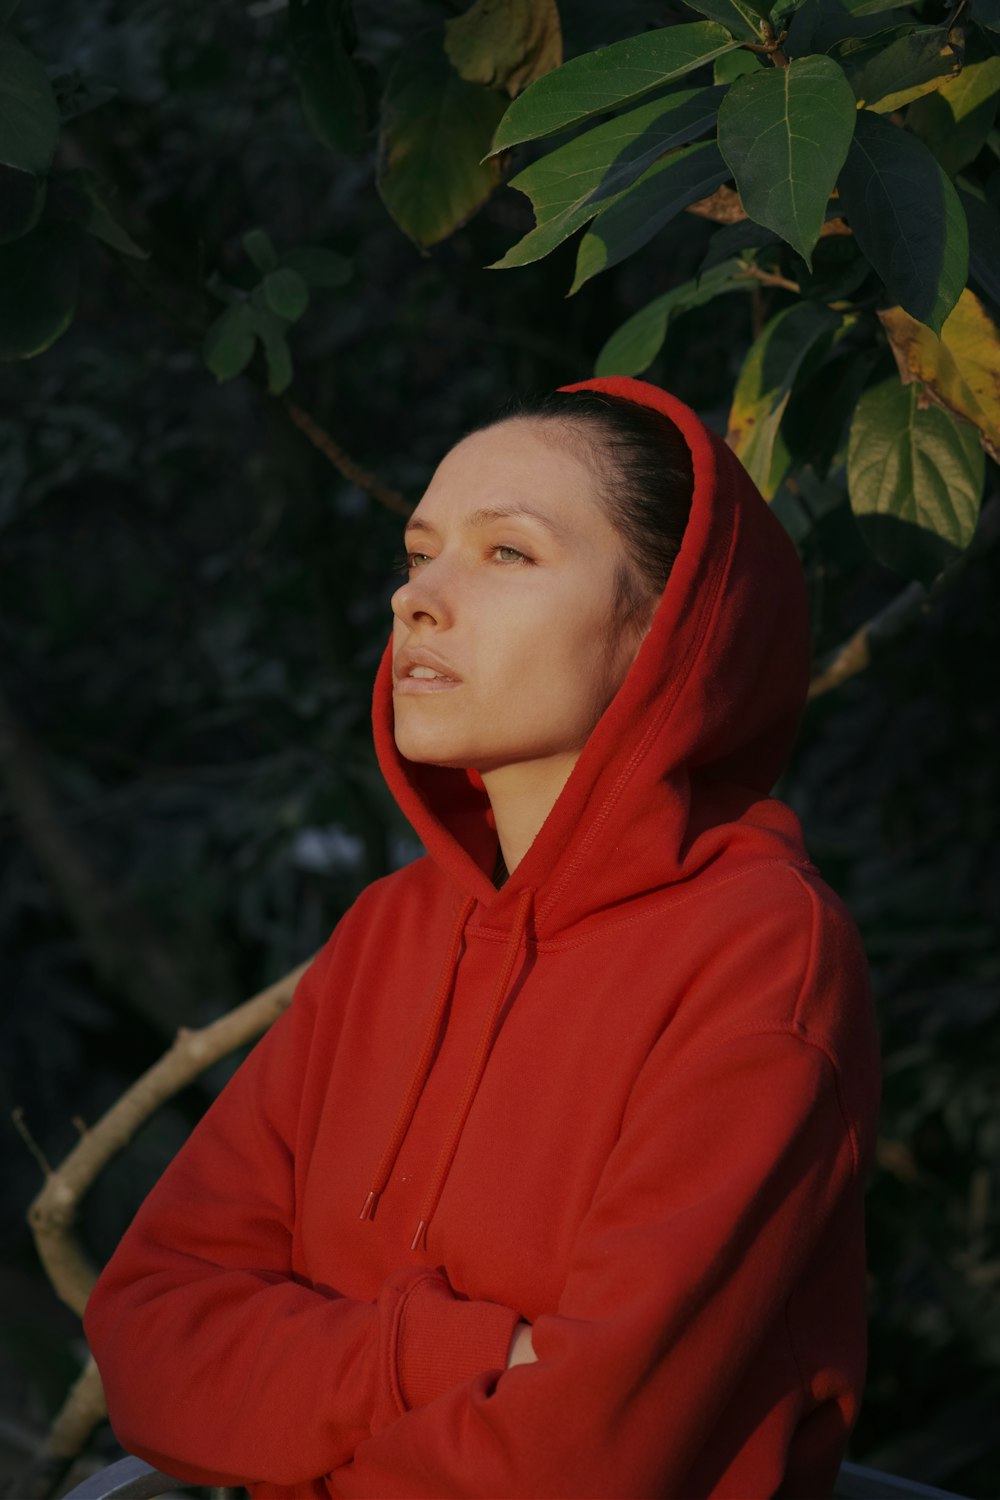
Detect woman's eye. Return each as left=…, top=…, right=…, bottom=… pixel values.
left=390, top=545, right=531, bottom=576
left=390, top=551, right=424, bottom=575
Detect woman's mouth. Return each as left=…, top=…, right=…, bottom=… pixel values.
left=394, top=671, right=462, bottom=694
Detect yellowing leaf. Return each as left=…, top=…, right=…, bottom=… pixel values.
left=878, top=288, right=1000, bottom=461
left=445, top=0, right=562, bottom=99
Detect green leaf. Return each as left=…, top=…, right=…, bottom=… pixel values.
left=717, top=55, right=857, bottom=271
left=796, top=233, right=873, bottom=303
left=202, top=303, right=256, bottom=382
left=569, top=139, right=731, bottom=294
left=486, top=22, right=739, bottom=154
left=0, top=32, right=60, bottom=174
left=726, top=301, right=842, bottom=497
left=444, top=0, right=563, bottom=98
left=489, top=84, right=724, bottom=270
left=779, top=343, right=881, bottom=477
left=847, top=376, right=984, bottom=581
left=289, top=0, right=369, bottom=157
left=836, top=24, right=963, bottom=114
left=63, top=169, right=148, bottom=258
left=377, top=29, right=508, bottom=250
left=0, top=162, right=44, bottom=244
left=678, top=0, right=765, bottom=45
left=251, top=307, right=294, bottom=394
left=907, top=53, right=1000, bottom=177
left=50, top=69, right=118, bottom=123
left=262, top=267, right=310, bottom=321
left=785, top=1, right=918, bottom=60
left=244, top=227, right=278, bottom=273
left=594, top=255, right=755, bottom=375
left=714, top=48, right=764, bottom=84
left=837, top=109, right=968, bottom=334
left=280, top=244, right=353, bottom=287
left=0, top=221, right=80, bottom=360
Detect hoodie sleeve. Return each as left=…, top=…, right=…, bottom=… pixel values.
left=82, top=925, right=520, bottom=1495
left=330, top=979, right=876, bottom=1496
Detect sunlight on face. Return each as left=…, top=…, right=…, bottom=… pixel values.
left=389, top=419, right=647, bottom=774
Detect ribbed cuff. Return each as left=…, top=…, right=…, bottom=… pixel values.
left=394, top=1269, right=523, bottom=1411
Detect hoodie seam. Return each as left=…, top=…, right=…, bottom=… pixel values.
left=666, top=1024, right=860, bottom=1181
left=468, top=857, right=815, bottom=951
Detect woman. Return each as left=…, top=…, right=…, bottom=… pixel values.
left=84, top=375, right=881, bottom=1499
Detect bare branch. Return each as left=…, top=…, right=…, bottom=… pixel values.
left=283, top=400, right=412, bottom=517
left=732, top=263, right=801, bottom=295
left=11, top=1108, right=52, bottom=1177
left=27, top=955, right=312, bottom=1319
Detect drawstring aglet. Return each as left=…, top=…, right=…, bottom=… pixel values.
left=359, top=1189, right=378, bottom=1221
left=410, top=1219, right=428, bottom=1252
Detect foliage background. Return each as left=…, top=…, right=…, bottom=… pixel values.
left=0, top=0, right=997, bottom=1496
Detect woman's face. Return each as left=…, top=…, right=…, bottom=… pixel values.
left=390, top=419, right=652, bottom=773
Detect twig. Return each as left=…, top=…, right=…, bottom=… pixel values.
left=743, top=20, right=790, bottom=67
left=11, top=1109, right=52, bottom=1177
left=26, top=954, right=312, bottom=1319
left=112, top=252, right=409, bottom=516
left=4, top=1359, right=107, bottom=1500
left=732, top=263, right=801, bottom=295
left=283, top=400, right=411, bottom=517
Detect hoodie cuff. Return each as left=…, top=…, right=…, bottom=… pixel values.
left=394, top=1269, right=523, bottom=1412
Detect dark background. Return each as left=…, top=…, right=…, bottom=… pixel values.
left=1, top=2, right=998, bottom=1495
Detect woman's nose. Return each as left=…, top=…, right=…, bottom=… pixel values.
left=391, top=566, right=452, bottom=627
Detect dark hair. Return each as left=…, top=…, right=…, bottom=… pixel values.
left=463, top=389, right=694, bottom=642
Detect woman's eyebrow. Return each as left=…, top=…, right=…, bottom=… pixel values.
left=403, top=505, right=569, bottom=542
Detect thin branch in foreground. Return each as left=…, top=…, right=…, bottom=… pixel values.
left=25, top=956, right=313, bottom=1319
left=283, top=399, right=412, bottom=517
left=11, top=1108, right=52, bottom=1177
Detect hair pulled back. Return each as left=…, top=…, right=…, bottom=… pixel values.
left=465, top=389, right=695, bottom=640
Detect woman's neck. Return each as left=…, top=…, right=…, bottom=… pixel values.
left=481, top=752, right=580, bottom=881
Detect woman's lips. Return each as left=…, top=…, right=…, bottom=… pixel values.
left=393, top=675, right=463, bottom=694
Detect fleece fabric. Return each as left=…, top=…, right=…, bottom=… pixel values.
left=84, top=375, right=882, bottom=1499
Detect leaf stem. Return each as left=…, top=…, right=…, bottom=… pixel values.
left=743, top=21, right=790, bottom=67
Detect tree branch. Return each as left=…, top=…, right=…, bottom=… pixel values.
left=732, top=263, right=801, bottom=295
left=113, top=250, right=411, bottom=519
left=12, top=959, right=310, bottom=1495
left=26, top=954, right=311, bottom=1318
left=283, top=400, right=411, bottom=516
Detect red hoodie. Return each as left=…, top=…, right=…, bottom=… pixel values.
left=83, top=376, right=881, bottom=1499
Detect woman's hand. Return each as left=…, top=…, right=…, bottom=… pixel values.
left=505, top=1319, right=537, bottom=1368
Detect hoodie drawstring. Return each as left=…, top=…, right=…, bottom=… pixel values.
left=411, top=885, right=533, bottom=1250
left=359, top=886, right=534, bottom=1251
left=359, top=891, right=477, bottom=1225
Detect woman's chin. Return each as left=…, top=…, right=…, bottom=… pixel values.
left=394, top=727, right=474, bottom=768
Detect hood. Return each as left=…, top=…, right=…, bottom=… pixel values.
left=372, top=375, right=813, bottom=923
left=362, top=375, right=813, bottom=1249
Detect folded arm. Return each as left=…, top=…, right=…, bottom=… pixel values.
left=83, top=926, right=523, bottom=1491
left=330, top=1025, right=865, bottom=1499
